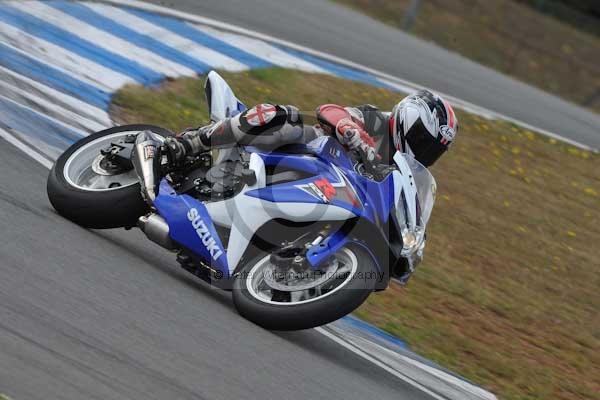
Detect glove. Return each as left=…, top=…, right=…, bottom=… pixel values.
left=335, top=118, right=377, bottom=162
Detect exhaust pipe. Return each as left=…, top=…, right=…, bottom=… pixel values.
left=138, top=213, right=175, bottom=250
left=131, top=130, right=163, bottom=206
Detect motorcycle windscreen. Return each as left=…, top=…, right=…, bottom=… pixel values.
left=394, top=152, right=436, bottom=227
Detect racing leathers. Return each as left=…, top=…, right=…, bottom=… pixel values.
left=162, top=103, right=388, bottom=166
left=133, top=103, right=389, bottom=205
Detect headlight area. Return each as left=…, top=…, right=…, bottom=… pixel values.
left=393, top=228, right=426, bottom=285
left=400, top=226, right=425, bottom=257
left=392, top=197, right=426, bottom=258
left=388, top=212, right=427, bottom=284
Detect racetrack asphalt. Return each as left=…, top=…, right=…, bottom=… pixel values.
left=0, top=144, right=433, bottom=399
left=143, top=0, right=600, bottom=149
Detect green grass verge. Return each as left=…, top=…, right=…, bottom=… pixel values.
left=111, top=68, right=600, bottom=400
left=334, top=0, right=600, bottom=113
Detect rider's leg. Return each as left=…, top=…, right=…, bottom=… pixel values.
left=163, top=104, right=305, bottom=163
left=133, top=104, right=305, bottom=205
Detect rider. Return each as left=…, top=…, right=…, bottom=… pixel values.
left=133, top=90, right=458, bottom=203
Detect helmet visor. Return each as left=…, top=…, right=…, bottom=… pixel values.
left=402, top=119, right=447, bottom=167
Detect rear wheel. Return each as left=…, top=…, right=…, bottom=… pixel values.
left=47, top=124, right=172, bottom=229
left=232, top=245, right=378, bottom=330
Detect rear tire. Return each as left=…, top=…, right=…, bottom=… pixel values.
left=232, top=245, right=378, bottom=331
left=47, top=124, right=173, bottom=229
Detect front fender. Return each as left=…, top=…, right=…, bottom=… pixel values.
left=306, top=231, right=377, bottom=271
left=305, top=217, right=403, bottom=290
left=307, top=234, right=391, bottom=291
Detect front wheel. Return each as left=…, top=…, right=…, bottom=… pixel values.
left=47, top=124, right=173, bottom=229
left=232, top=245, right=379, bottom=331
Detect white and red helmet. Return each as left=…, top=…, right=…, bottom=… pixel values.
left=390, top=90, right=458, bottom=167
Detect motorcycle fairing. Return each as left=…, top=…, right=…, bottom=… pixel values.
left=195, top=152, right=357, bottom=274
left=154, top=179, right=230, bottom=277
left=245, top=137, right=396, bottom=226
left=305, top=136, right=396, bottom=225
left=205, top=70, right=247, bottom=122
left=244, top=163, right=364, bottom=217
left=242, top=137, right=399, bottom=271
left=304, top=135, right=354, bottom=170
left=153, top=137, right=408, bottom=280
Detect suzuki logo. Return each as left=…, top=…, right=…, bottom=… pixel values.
left=187, top=208, right=223, bottom=261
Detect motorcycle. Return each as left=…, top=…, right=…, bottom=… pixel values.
left=47, top=71, right=436, bottom=330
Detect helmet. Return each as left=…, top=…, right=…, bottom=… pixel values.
left=390, top=90, right=458, bottom=167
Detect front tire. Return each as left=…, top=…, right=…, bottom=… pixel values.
left=232, top=245, right=378, bottom=331
left=47, top=124, right=172, bottom=229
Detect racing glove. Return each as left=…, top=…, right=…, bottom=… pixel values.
left=335, top=118, right=377, bottom=162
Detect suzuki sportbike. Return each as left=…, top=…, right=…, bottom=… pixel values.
left=47, top=71, right=436, bottom=330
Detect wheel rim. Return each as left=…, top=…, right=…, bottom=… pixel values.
left=245, top=248, right=359, bottom=306
left=63, top=131, right=156, bottom=192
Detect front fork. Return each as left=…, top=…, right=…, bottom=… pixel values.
left=271, top=226, right=379, bottom=273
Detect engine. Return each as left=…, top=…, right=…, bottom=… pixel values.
left=174, top=155, right=256, bottom=201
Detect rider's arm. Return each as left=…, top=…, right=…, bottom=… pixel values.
left=353, top=104, right=390, bottom=138
left=316, top=104, right=377, bottom=162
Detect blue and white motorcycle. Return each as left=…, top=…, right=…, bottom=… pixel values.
left=47, top=72, right=436, bottom=330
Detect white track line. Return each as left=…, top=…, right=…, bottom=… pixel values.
left=100, top=0, right=429, bottom=82
left=395, top=350, right=496, bottom=400
left=0, top=127, right=53, bottom=169
left=315, top=327, right=448, bottom=400
left=102, top=0, right=596, bottom=151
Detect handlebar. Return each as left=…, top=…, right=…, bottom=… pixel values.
left=355, top=147, right=394, bottom=181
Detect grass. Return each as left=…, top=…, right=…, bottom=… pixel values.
left=111, top=68, right=600, bottom=400
left=334, top=0, right=600, bottom=113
